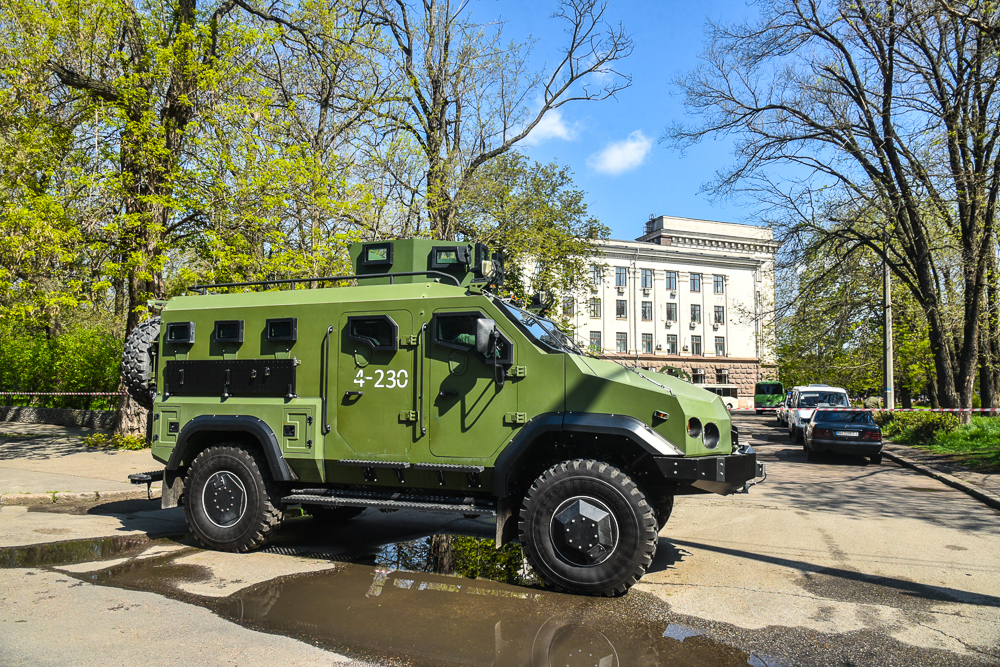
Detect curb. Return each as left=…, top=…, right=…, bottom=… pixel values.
left=0, top=487, right=161, bottom=507
left=883, top=450, right=1000, bottom=511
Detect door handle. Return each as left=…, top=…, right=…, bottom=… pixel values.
left=438, top=390, right=458, bottom=398
left=345, top=391, right=363, bottom=397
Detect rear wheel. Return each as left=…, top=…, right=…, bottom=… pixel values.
left=519, top=459, right=658, bottom=597
left=804, top=440, right=818, bottom=461
left=183, top=443, right=284, bottom=552
left=870, top=453, right=883, bottom=465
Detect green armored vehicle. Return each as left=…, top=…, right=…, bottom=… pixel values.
left=123, top=239, right=764, bottom=596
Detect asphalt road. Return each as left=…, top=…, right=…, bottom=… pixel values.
left=1, top=414, right=998, bottom=666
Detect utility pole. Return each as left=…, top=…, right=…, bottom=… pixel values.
left=883, top=261, right=894, bottom=409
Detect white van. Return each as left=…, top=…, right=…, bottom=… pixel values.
left=786, top=384, right=850, bottom=442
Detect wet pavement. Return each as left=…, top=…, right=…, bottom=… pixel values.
left=1, top=414, right=999, bottom=666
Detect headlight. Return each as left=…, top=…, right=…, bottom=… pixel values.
left=687, top=417, right=702, bottom=438
left=703, top=422, right=720, bottom=449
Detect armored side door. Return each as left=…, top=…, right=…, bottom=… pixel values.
left=426, top=309, right=517, bottom=458
left=337, top=310, right=417, bottom=458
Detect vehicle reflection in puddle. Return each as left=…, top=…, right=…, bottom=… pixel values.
left=2, top=533, right=778, bottom=667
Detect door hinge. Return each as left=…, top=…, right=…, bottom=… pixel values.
left=399, top=410, right=418, bottom=422
left=504, top=412, right=528, bottom=425
left=507, top=366, right=527, bottom=378
left=402, top=334, right=419, bottom=346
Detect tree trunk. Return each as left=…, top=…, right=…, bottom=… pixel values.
left=900, top=386, right=912, bottom=409
left=112, top=382, right=147, bottom=437
left=430, top=534, right=454, bottom=574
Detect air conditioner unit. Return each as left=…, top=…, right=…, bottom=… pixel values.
left=665, top=321, right=673, bottom=328
left=682, top=344, right=689, bottom=351
left=689, top=321, right=697, bottom=329
left=642, top=288, right=650, bottom=296
left=616, top=286, right=625, bottom=294
left=713, top=323, right=720, bottom=330
left=655, top=344, right=663, bottom=350
left=669, top=291, right=676, bottom=298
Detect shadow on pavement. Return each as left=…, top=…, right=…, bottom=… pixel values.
left=672, top=538, right=1000, bottom=609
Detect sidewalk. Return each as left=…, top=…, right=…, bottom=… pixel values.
left=0, top=422, right=161, bottom=506
left=882, top=440, right=1000, bottom=511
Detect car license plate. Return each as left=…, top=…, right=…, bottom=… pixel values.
left=835, top=431, right=860, bottom=437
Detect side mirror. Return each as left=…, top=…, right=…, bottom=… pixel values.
left=475, top=318, right=497, bottom=356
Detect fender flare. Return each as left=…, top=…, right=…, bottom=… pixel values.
left=167, top=415, right=297, bottom=482
left=491, top=412, right=683, bottom=497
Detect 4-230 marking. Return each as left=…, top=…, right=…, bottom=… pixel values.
left=354, top=368, right=409, bottom=389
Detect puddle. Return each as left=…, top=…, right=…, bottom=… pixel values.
left=3, top=531, right=774, bottom=666
left=0, top=535, right=155, bottom=568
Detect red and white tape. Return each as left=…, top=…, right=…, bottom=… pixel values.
left=0, top=392, right=126, bottom=397
left=733, top=407, right=999, bottom=413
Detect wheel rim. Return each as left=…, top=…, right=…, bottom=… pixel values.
left=202, top=470, right=248, bottom=528
left=548, top=496, right=619, bottom=567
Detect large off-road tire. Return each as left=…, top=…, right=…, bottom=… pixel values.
left=183, top=444, right=284, bottom=552
left=121, top=316, right=160, bottom=410
left=519, top=459, right=658, bottom=597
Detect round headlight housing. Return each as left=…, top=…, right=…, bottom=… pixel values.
left=687, top=417, right=702, bottom=438
left=703, top=422, right=720, bottom=449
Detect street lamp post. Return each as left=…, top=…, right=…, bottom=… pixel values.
left=884, top=260, right=894, bottom=409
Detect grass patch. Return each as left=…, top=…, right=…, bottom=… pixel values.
left=0, top=432, right=49, bottom=440
left=82, top=433, right=148, bottom=451
left=912, top=417, right=1000, bottom=472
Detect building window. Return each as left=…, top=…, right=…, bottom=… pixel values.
left=665, top=271, right=677, bottom=291
left=641, top=269, right=653, bottom=289
left=641, top=333, right=653, bottom=354
left=714, top=274, right=725, bottom=294
left=691, top=304, right=701, bottom=323
left=716, top=369, right=729, bottom=384
left=589, top=297, right=602, bottom=318
left=665, top=303, right=677, bottom=322
left=616, top=332, right=628, bottom=353
left=591, top=264, right=602, bottom=285
left=615, top=266, right=628, bottom=287
left=641, top=301, right=653, bottom=320
left=692, top=368, right=705, bottom=384
left=692, top=335, right=702, bottom=355
left=690, top=273, right=701, bottom=292
left=714, top=306, right=725, bottom=324
left=589, top=331, right=602, bottom=352
left=563, top=297, right=575, bottom=316
left=616, top=299, right=627, bottom=319
left=715, top=336, right=726, bottom=356
left=666, top=334, right=677, bottom=354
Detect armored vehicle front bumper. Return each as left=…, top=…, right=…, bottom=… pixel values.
left=654, top=445, right=763, bottom=496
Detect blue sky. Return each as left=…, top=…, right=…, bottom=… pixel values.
left=472, top=0, right=762, bottom=240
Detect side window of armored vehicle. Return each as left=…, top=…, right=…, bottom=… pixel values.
left=213, top=320, right=244, bottom=343
left=433, top=312, right=512, bottom=363
left=347, top=316, right=398, bottom=351
left=266, top=318, right=297, bottom=342
left=165, top=321, right=195, bottom=344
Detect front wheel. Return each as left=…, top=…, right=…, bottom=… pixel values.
left=183, top=443, right=284, bottom=552
left=519, top=459, right=658, bottom=597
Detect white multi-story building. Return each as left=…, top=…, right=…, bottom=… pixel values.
left=564, top=215, right=780, bottom=405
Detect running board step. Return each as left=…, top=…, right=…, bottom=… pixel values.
left=282, top=489, right=496, bottom=516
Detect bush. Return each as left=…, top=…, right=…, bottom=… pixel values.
left=879, top=411, right=960, bottom=445
left=82, top=433, right=147, bottom=450
left=0, top=323, right=121, bottom=410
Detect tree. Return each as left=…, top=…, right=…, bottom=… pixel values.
left=366, top=0, right=632, bottom=240
left=456, top=152, right=608, bottom=304
left=669, top=0, right=1000, bottom=408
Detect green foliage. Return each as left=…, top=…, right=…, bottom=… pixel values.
left=919, top=418, right=1000, bottom=471
left=878, top=411, right=960, bottom=445
left=457, top=152, right=608, bottom=310
left=452, top=536, right=534, bottom=586
left=82, top=433, right=147, bottom=450
left=0, top=322, right=121, bottom=409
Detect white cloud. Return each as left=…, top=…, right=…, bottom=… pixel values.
left=587, top=130, right=653, bottom=175
left=520, top=109, right=577, bottom=146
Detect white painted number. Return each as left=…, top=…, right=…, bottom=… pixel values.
left=354, top=368, right=409, bottom=389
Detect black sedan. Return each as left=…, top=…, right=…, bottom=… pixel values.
left=804, top=409, right=883, bottom=464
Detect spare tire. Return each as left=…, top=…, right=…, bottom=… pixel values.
left=121, top=316, right=160, bottom=410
